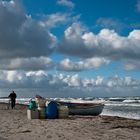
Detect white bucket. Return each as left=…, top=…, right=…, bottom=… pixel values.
left=27, top=109, right=39, bottom=120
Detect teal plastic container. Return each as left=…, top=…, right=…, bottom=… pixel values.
left=28, top=100, right=37, bottom=110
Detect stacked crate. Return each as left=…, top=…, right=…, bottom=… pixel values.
left=35, top=98, right=46, bottom=119
left=58, top=105, right=69, bottom=119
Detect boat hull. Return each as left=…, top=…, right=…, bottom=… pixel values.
left=58, top=102, right=104, bottom=116
left=69, top=104, right=104, bottom=116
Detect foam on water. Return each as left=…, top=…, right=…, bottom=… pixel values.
left=102, top=97, right=140, bottom=120
left=16, top=98, right=31, bottom=104
left=101, top=109, right=140, bottom=120
left=0, top=98, right=31, bottom=104
left=123, top=99, right=140, bottom=103
left=105, top=103, right=140, bottom=107
left=101, top=105, right=140, bottom=120
left=108, top=97, right=125, bottom=102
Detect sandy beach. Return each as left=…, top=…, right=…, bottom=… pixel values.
left=0, top=103, right=140, bottom=140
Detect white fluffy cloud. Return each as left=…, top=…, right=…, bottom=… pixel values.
left=107, top=75, right=140, bottom=87
left=58, top=57, right=110, bottom=71
left=57, top=0, right=75, bottom=8
left=59, top=23, right=140, bottom=59
left=39, top=13, right=71, bottom=28
left=0, top=0, right=56, bottom=59
left=59, top=23, right=140, bottom=70
left=62, top=74, right=81, bottom=87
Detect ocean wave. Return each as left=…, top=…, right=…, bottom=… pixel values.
left=123, top=99, right=140, bottom=103
left=105, top=103, right=140, bottom=107
left=108, top=97, right=125, bottom=102
left=101, top=111, right=140, bottom=120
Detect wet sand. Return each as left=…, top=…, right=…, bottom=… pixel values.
left=0, top=103, right=140, bottom=140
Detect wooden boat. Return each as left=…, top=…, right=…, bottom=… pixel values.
left=58, top=102, right=104, bottom=116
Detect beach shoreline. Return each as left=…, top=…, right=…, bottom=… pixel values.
left=0, top=103, right=140, bottom=140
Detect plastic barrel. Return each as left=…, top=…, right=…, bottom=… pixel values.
left=46, top=101, right=58, bottom=119
left=28, top=101, right=37, bottom=110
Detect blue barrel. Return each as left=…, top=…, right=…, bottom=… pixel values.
left=46, top=101, right=58, bottom=119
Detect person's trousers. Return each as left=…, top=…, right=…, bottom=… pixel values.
left=11, top=99, right=16, bottom=109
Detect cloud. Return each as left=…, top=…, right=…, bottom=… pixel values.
left=123, top=59, right=140, bottom=70
left=96, top=17, right=126, bottom=33
left=1, top=71, right=140, bottom=89
left=0, top=0, right=56, bottom=59
left=58, top=57, right=110, bottom=71
left=57, top=0, right=75, bottom=8
left=39, top=13, right=71, bottom=28
left=58, top=22, right=89, bottom=57
left=0, top=71, right=140, bottom=97
left=106, top=75, right=140, bottom=87
left=136, top=0, right=140, bottom=12
left=0, top=57, right=53, bottom=71
left=5, top=71, right=24, bottom=83
left=63, top=74, right=81, bottom=87
left=59, top=23, right=140, bottom=63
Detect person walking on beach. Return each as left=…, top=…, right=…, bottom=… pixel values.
left=8, top=91, right=17, bottom=109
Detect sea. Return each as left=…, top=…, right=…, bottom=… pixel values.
left=0, top=88, right=140, bottom=120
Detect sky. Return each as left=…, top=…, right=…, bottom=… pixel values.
left=0, top=0, right=140, bottom=97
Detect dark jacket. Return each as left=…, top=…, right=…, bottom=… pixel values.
left=9, top=92, right=17, bottom=100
